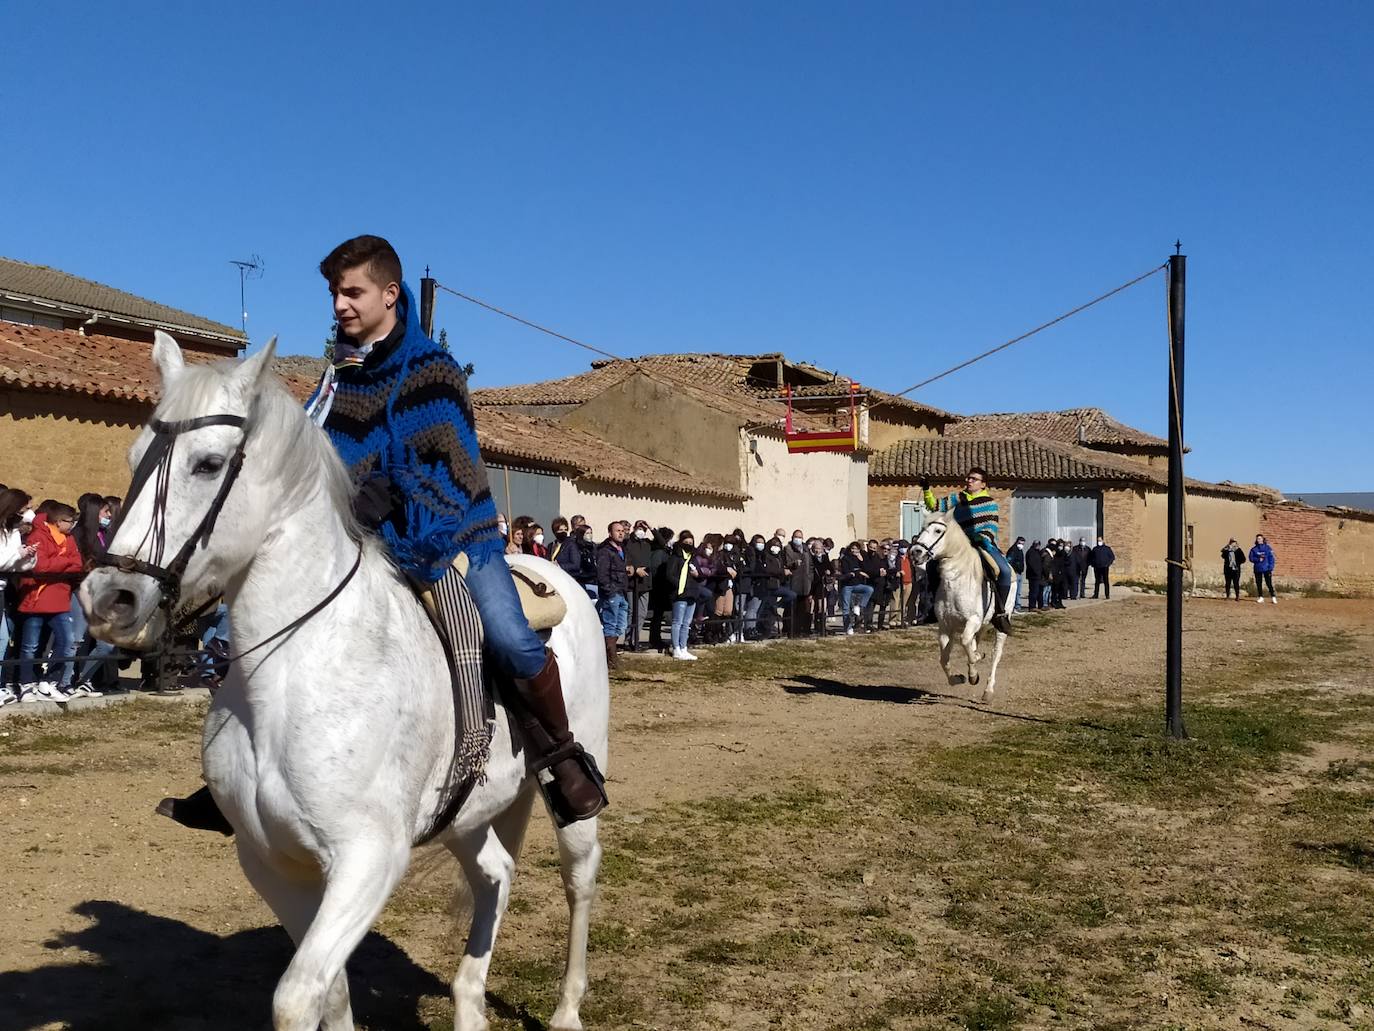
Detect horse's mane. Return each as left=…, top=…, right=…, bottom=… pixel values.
left=157, top=362, right=364, bottom=543
left=927, top=510, right=981, bottom=580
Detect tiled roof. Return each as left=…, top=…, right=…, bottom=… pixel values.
left=0, top=256, right=245, bottom=345
left=944, top=407, right=1169, bottom=449
left=476, top=409, right=746, bottom=501
left=474, top=357, right=823, bottom=432
left=0, top=322, right=220, bottom=403
left=870, top=436, right=1278, bottom=501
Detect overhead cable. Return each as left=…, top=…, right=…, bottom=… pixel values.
left=872, top=263, right=1168, bottom=413
left=433, top=282, right=625, bottom=362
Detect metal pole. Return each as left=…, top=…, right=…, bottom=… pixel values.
left=1165, top=247, right=1187, bottom=739
left=420, top=274, right=436, bottom=338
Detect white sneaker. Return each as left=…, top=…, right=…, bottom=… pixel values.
left=33, top=681, right=69, bottom=702
left=0, top=687, right=16, bottom=707
left=680, top=649, right=698, bottom=661
left=1271, top=596, right=1278, bottom=604
left=846, top=627, right=855, bottom=636
left=1257, top=597, right=1265, bottom=604
left=852, top=605, right=861, bottom=616
left=672, top=648, right=688, bottom=660
left=67, top=682, right=103, bottom=698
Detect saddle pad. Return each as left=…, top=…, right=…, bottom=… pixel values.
left=977, top=547, right=1002, bottom=581
left=449, top=553, right=568, bottom=631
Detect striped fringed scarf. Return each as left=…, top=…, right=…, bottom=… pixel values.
left=420, top=566, right=495, bottom=818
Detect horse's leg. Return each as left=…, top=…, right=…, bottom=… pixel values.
left=961, top=618, right=982, bottom=687
left=270, top=838, right=409, bottom=1031
left=447, top=823, right=518, bottom=1031
left=237, top=847, right=355, bottom=1031
left=981, top=630, right=1008, bottom=704
left=550, top=815, right=604, bottom=1031
left=939, top=630, right=962, bottom=685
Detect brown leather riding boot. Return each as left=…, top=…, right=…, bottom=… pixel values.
left=604, top=635, right=618, bottom=670
left=515, top=649, right=607, bottom=826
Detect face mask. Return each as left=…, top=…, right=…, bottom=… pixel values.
left=682, top=542, right=694, bottom=551
left=1097, top=540, right=1103, bottom=546
left=497, top=521, right=508, bottom=535
left=21, top=509, right=35, bottom=524
left=754, top=542, right=765, bottom=551
left=99, top=516, right=112, bottom=528
left=792, top=537, right=803, bottom=545
left=724, top=542, right=733, bottom=551
left=769, top=545, right=781, bottom=554
left=636, top=529, right=649, bottom=539
left=533, top=533, right=545, bottom=545
left=703, top=546, right=714, bottom=556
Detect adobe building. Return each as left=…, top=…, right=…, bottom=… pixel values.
left=0, top=258, right=246, bottom=502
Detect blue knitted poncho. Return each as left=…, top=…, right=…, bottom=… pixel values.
left=312, top=284, right=504, bottom=582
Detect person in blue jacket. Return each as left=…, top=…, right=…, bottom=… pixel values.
left=1249, top=533, right=1277, bottom=603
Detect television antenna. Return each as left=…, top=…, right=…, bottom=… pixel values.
left=229, top=254, right=265, bottom=333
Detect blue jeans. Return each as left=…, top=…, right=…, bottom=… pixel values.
left=597, top=592, right=630, bottom=641
left=671, top=599, right=696, bottom=651
left=0, top=610, right=11, bottom=688
left=20, top=612, right=73, bottom=687
left=65, top=592, right=118, bottom=689
left=975, top=539, right=1014, bottom=605
left=841, top=584, right=874, bottom=630
left=1012, top=571, right=1024, bottom=611
left=463, top=551, right=549, bottom=681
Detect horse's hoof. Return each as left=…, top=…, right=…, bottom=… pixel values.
left=969, top=673, right=980, bottom=686
left=948, top=674, right=966, bottom=686
left=980, top=690, right=994, bottom=704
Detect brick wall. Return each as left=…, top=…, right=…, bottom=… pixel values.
left=1102, top=486, right=1144, bottom=576
left=0, top=389, right=147, bottom=503
left=1259, top=504, right=1328, bottom=581
left=868, top=481, right=964, bottom=540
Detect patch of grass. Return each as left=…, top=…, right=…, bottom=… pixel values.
left=1178, top=965, right=1232, bottom=1000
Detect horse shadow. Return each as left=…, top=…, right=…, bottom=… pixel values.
left=783, top=675, right=1146, bottom=735
left=0, top=899, right=452, bottom=1031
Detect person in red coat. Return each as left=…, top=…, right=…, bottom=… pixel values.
left=16, top=504, right=82, bottom=700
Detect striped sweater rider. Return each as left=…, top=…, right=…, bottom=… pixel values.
left=922, top=486, right=1000, bottom=549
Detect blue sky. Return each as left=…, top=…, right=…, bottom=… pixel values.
left=4, top=2, right=1370, bottom=490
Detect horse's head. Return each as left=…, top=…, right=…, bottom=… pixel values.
left=909, top=513, right=955, bottom=568
left=82, top=332, right=280, bottom=648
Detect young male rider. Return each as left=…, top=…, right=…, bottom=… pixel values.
left=920, top=466, right=1014, bottom=635
left=160, top=235, right=606, bottom=833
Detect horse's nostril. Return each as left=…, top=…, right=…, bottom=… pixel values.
left=96, top=588, right=139, bottom=626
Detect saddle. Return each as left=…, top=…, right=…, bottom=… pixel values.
left=421, top=552, right=569, bottom=631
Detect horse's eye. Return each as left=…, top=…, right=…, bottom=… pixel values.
left=193, top=456, right=225, bottom=477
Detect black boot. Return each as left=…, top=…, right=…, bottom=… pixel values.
left=156, top=785, right=234, bottom=836
left=515, top=649, right=607, bottom=826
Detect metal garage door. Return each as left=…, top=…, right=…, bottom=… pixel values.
left=488, top=464, right=561, bottom=529
left=1010, top=490, right=1101, bottom=545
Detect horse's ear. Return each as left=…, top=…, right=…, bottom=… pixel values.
left=152, top=330, right=185, bottom=383
left=233, top=337, right=278, bottom=394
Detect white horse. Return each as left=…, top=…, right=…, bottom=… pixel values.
left=82, top=333, right=608, bottom=1031
left=909, top=512, right=1008, bottom=704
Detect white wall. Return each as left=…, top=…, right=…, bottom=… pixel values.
left=740, top=434, right=866, bottom=544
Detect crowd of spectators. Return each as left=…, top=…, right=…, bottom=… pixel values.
left=502, top=513, right=988, bottom=663
left=0, top=484, right=125, bottom=705
left=3, top=478, right=1285, bottom=705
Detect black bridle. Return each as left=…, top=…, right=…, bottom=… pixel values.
left=97, top=414, right=250, bottom=615
left=96, top=411, right=362, bottom=666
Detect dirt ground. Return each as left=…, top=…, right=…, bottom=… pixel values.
left=2, top=594, right=1373, bottom=1030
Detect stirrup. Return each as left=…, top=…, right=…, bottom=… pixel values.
left=533, top=744, right=608, bottom=827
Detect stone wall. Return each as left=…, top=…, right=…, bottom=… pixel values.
left=0, top=389, right=147, bottom=503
